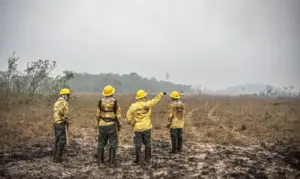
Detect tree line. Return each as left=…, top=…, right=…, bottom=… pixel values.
left=1, top=53, right=298, bottom=102
left=0, top=53, right=193, bottom=106
left=68, top=72, right=193, bottom=94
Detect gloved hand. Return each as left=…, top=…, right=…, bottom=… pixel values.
left=163, top=92, right=167, bottom=95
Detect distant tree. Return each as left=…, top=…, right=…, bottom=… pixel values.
left=259, top=91, right=266, bottom=96
left=165, top=72, right=170, bottom=81
left=1, top=52, right=19, bottom=98
left=282, top=86, right=289, bottom=97
left=150, top=77, right=157, bottom=81
left=51, top=71, right=75, bottom=94
left=288, top=85, right=295, bottom=97
left=194, top=84, right=203, bottom=95
left=113, top=79, right=122, bottom=92
left=0, top=70, right=4, bottom=89
left=24, top=59, right=56, bottom=95
left=241, top=86, right=245, bottom=95
left=266, top=85, right=273, bottom=96
left=130, top=72, right=139, bottom=78
left=272, top=88, right=281, bottom=96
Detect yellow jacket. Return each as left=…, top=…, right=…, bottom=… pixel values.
left=53, top=97, right=69, bottom=124
left=96, top=97, right=121, bottom=127
left=168, top=100, right=185, bottom=128
left=126, top=93, right=164, bottom=132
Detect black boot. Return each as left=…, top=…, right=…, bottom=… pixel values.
left=109, top=148, right=116, bottom=166
left=177, top=139, right=182, bottom=153
left=98, top=148, right=104, bottom=168
left=134, top=147, right=141, bottom=164
left=53, top=144, right=57, bottom=161
left=55, top=144, right=64, bottom=163
left=177, top=129, right=183, bottom=152
left=109, top=147, right=111, bottom=163
left=170, top=137, right=177, bottom=154
left=53, top=134, right=58, bottom=161
left=145, top=147, right=151, bottom=163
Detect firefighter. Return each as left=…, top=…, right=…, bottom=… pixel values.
left=96, top=85, right=121, bottom=168
left=126, top=90, right=166, bottom=164
left=167, top=91, right=185, bottom=153
left=53, top=88, right=71, bottom=163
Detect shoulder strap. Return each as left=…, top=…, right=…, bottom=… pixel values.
left=98, top=100, right=102, bottom=111
left=113, top=100, right=117, bottom=114
left=98, top=99, right=117, bottom=114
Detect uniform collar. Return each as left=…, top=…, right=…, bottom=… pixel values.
left=102, top=96, right=115, bottom=102
left=172, top=100, right=182, bottom=104
left=58, top=97, right=65, bottom=101
left=137, top=99, right=146, bottom=102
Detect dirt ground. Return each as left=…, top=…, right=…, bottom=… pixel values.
left=0, top=94, right=300, bottom=178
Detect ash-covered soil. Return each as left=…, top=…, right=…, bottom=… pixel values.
left=1, top=138, right=300, bottom=179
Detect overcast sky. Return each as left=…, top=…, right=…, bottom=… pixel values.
left=0, top=0, right=299, bottom=90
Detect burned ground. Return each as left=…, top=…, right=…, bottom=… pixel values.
left=0, top=94, right=300, bottom=178
left=1, top=139, right=299, bottom=178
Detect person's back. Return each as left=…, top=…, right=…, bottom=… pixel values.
left=168, top=100, right=185, bottom=129
left=97, top=96, right=120, bottom=127
left=167, top=91, right=185, bottom=153
left=95, top=85, right=121, bottom=167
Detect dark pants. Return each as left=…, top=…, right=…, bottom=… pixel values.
left=98, top=124, right=117, bottom=151
left=134, top=129, right=152, bottom=163
left=134, top=129, right=151, bottom=149
left=170, top=128, right=183, bottom=151
left=54, top=123, right=66, bottom=150
left=54, top=123, right=66, bottom=161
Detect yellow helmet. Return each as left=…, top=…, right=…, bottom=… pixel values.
left=102, top=85, right=115, bottom=96
left=59, top=88, right=71, bottom=95
left=136, top=89, right=147, bottom=100
left=170, top=91, right=180, bottom=99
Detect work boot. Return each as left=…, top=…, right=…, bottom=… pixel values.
left=145, top=147, right=151, bottom=163
left=98, top=149, right=105, bottom=168
left=177, top=140, right=182, bottom=153
left=177, top=131, right=183, bottom=152
left=55, top=145, right=64, bottom=163
left=53, top=145, right=57, bottom=161
left=134, top=147, right=141, bottom=164
left=108, top=147, right=111, bottom=162
left=109, top=148, right=116, bottom=166
left=170, top=140, right=177, bottom=154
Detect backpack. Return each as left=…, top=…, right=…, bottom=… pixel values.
left=98, top=99, right=117, bottom=122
